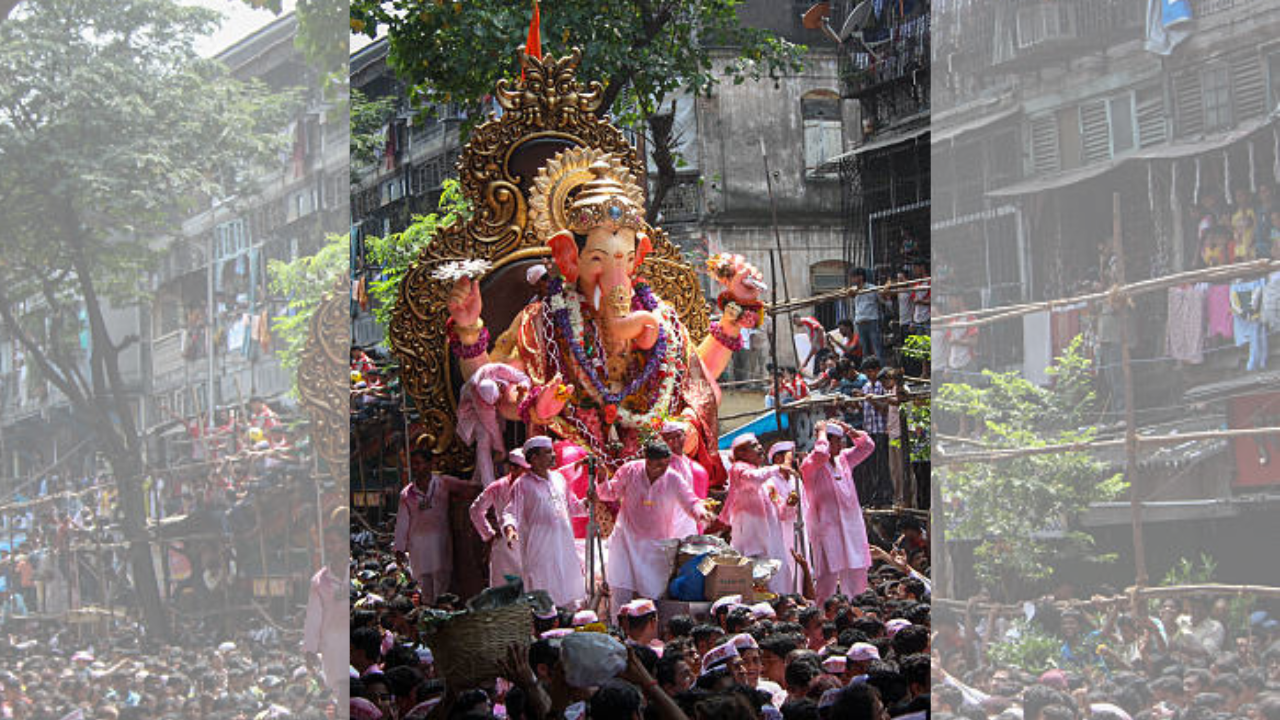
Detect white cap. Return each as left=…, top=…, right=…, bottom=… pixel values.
left=822, top=655, right=848, bottom=674
left=522, top=435, right=554, bottom=454
left=526, top=264, right=548, bottom=284
left=730, top=433, right=758, bottom=450
left=711, top=595, right=743, bottom=614
left=767, top=441, right=795, bottom=462
left=749, top=601, right=777, bottom=620
left=824, top=424, right=846, bottom=438
left=661, top=420, right=689, bottom=435
left=508, top=449, right=530, bottom=469
left=729, top=633, right=759, bottom=651
left=700, top=641, right=740, bottom=676
left=847, top=642, right=879, bottom=661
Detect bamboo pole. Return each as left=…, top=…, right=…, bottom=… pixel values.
left=1111, top=192, right=1148, bottom=587
left=935, top=425, right=1280, bottom=466
left=934, top=259, right=1280, bottom=330
left=933, top=583, right=1280, bottom=615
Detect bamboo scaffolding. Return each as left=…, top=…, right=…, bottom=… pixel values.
left=935, top=424, right=1280, bottom=466
left=765, top=278, right=932, bottom=315
left=933, top=259, right=1280, bottom=331
left=934, top=583, right=1280, bottom=616
left=716, top=388, right=931, bottom=425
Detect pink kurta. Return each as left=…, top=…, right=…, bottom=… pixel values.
left=723, top=462, right=794, bottom=593
left=302, top=566, right=347, bottom=696
left=599, top=460, right=703, bottom=598
left=469, top=474, right=523, bottom=586
left=393, top=476, right=455, bottom=580
left=667, top=454, right=708, bottom=539
left=799, top=434, right=875, bottom=576
left=501, top=469, right=587, bottom=607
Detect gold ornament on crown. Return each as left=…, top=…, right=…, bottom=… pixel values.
left=530, top=148, right=648, bottom=239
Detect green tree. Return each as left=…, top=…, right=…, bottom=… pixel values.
left=363, top=179, right=472, bottom=329
left=936, top=339, right=1127, bottom=599
left=349, top=0, right=805, bottom=219
left=267, top=233, right=349, bottom=392
left=0, top=0, right=297, bottom=640
left=349, top=88, right=397, bottom=182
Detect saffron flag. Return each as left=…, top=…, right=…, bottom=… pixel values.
left=522, top=0, right=541, bottom=80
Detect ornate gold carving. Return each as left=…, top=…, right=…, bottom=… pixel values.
left=297, top=282, right=348, bottom=478
left=390, top=49, right=709, bottom=476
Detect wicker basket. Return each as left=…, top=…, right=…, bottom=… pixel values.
left=423, top=602, right=532, bottom=688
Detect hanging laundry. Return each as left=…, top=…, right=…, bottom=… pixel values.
left=1050, top=301, right=1087, bottom=360
left=1206, top=283, right=1234, bottom=340
left=1230, top=278, right=1268, bottom=371
left=1166, top=284, right=1205, bottom=364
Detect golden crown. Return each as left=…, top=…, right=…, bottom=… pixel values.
left=530, top=148, right=648, bottom=240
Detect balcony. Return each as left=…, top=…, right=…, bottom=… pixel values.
left=841, top=14, right=929, bottom=100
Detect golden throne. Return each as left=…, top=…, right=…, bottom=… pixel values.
left=390, top=48, right=709, bottom=476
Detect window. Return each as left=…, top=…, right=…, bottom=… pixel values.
left=1028, top=114, right=1060, bottom=175
left=1079, top=94, right=1137, bottom=166
left=1015, top=3, right=1077, bottom=49
left=1202, top=63, right=1232, bottom=132
left=802, top=92, right=843, bottom=179
left=810, top=261, right=849, bottom=329
left=214, top=219, right=249, bottom=261
left=1135, top=84, right=1168, bottom=148
left=1267, top=49, right=1280, bottom=113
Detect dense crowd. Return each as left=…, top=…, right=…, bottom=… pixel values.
left=350, top=510, right=930, bottom=720
left=0, top=614, right=333, bottom=720
left=933, top=592, right=1280, bottom=720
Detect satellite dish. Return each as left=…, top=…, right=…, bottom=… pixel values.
left=839, top=0, right=873, bottom=41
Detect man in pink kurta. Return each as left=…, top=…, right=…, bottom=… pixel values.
left=303, top=508, right=349, bottom=700
left=393, top=449, right=474, bottom=602
left=799, top=422, right=875, bottom=598
left=597, top=442, right=712, bottom=621
left=659, top=421, right=710, bottom=539
left=501, top=436, right=588, bottom=608
left=469, top=449, right=526, bottom=587
left=722, top=434, right=800, bottom=595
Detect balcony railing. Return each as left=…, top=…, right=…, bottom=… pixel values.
left=841, top=14, right=930, bottom=99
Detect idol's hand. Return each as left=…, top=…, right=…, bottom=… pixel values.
left=533, top=373, right=573, bottom=422
left=446, top=277, right=483, bottom=331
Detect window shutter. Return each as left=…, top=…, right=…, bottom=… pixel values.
left=1079, top=100, right=1111, bottom=165
left=1136, top=85, right=1168, bottom=148
left=1231, top=51, right=1267, bottom=122
left=1173, top=69, right=1204, bottom=137
left=1029, top=114, right=1060, bottom=175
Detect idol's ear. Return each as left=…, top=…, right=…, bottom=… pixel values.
left=548, top=230, right=580, bottom=283
left=634, top=231, right=654, bottom=273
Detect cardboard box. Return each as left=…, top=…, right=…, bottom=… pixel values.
left=701, top=556, right=755, bottom=602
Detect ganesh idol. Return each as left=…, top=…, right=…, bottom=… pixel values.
left=444, top=147, right=764, bottom=474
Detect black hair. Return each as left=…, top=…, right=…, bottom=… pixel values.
left=643, top=441, right=672, bottom=460
left=528, top=639, right=560, bottom=672
left=784, top=655, right=822, bottom=690
left=351, top=626, right=382, bottom=663
left=656, top=653, right=687, bottom=687
left=892, top=624, right=929, bottom=657
left=667, top=614, right=695, bottom=638
left=759, top=634, right=801, bottom=659
left=692, top=624, right=725, bottom=643
left=589, top=679, right=643, bottom=718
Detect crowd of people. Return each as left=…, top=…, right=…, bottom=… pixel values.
left=933, top=592, right=1280, bottom=720
left=0, top=394, right=345, bottom=719
left=0, top=614, right=333, bottom=719
left=348, top=381, right=933, bottom=719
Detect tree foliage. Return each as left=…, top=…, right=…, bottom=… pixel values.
left=937, top=338, right=1127, bottom=598
left=349, top=87, right=397, bottom=181
left=349, top=0, right=805, bottom=218
left=363, top=178, right=472, bottom=329
left=267, top=233, right=349, bottom=393
left=0, top=0, right=299, bottom=639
